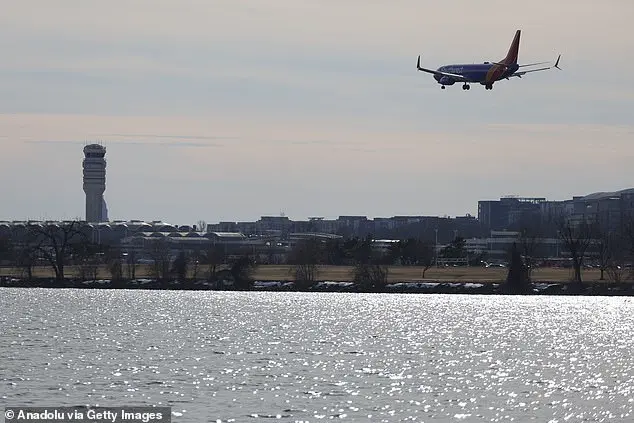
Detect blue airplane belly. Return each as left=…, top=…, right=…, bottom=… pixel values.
left=463, top=69, right=488, bottom=82
left=436, top=64, right=492, bottom=83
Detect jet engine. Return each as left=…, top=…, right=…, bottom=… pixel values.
left=439, top=76, right=455, bottom=86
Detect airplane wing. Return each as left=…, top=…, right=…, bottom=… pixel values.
left=416, top=56, right=473, bottom=83
left=510, top=55, right=561, bottom=78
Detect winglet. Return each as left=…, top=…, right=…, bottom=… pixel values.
left=554, top=54, right=562, bottom=70
left=417, top=55, right=421, bottom=71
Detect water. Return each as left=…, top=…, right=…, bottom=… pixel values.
left=1, top=289, right=633, bottom=422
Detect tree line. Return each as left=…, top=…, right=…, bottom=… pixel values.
left=506, top=213, right=634, bottom=293
left=1, top=214, right=633, bottom=292
left=0, top=222, right=472, bottom=291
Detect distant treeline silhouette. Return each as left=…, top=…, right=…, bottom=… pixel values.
left=1, top=215, right=633, bottom=294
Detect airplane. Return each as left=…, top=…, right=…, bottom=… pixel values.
left=416, top=30, right=561, bottom=91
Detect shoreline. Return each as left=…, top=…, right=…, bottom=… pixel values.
left=2, top=277, right=633, bottom=296
left=0, top=264, right=614, bottom=282
left=2, top=264, right=632, bottom=296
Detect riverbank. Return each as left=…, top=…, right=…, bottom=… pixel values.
left=0, top=264, right=613, bottom=283
left=2, top=279, right=634, bottom=296
left=1, top=265, right=633, bottom=296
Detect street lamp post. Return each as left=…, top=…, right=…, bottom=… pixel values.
left=434, top=228, right=438, bottom=267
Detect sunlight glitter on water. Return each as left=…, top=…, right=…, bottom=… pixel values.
left=1, top=289, right=634, bottom=422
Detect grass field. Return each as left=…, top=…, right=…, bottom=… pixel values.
left=252, top=265, right=601, bottom=283
left=0, top=264, right=606, bottom=283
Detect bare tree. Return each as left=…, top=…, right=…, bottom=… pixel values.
left=0, top=235, right=11, bottom=265
left=389, top=238, right=435, bottom=276
left=353, top=262, right=389, bottom=292
left=104, top=246, right=123, bottom=284
left=287, top=238, right=323, bottom=289
left=593, top=230, right=617, bottom=281
left=231, top=255, right=255, bottom=290
left=418, top=243, right=435, bottom=278
left=196, top=220, right=207, bottom=234
left=12, top=242, right=37, bottom=280
left=27, top=221, right=86, bottom=281
left=171, top=250, right=189, bottom=283
left=557, top=216, right=595, bottom=288
left=125, top=249, right=137, bottom=280
left=190, top=248, right=201, bottom=280
left=108, top=258, right=123, bottom=283
left=2, top=232, right=32, bottom=279
left=146, top=238, right=171, bottom=281
left=606, top=243, right=627, bottom=284
left=346, top=235, right=390, bottom=292
left=75, top=239, right=101, bottom=281
left=624, top=214, right=634, bottom=280
left=406, top=240, right=436, bottom=278
left=370, top=264, right=389, bottom=290
left=606, top=258, right=627, bottom=283
left=516, top=216, right=543, bottom=281
left=201, top=244, right=226, bottom=283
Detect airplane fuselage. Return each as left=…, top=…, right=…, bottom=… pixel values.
left=416, top=30, right=560, bottom=90
left=434, top=63, right=520, bottom=86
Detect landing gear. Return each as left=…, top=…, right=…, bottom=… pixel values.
left=485, top=84, right=493, bottom=90
left=441, top=85, right=446, bottom=89
left=462, top=84, right=470, bottom=90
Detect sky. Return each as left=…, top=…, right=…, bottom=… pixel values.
left=1, top=0, right=633, bottom=224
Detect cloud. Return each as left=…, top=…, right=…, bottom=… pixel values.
left=101, top=134, right=239, bottom=140
left=23, top=140, right=224, bottom=148
left=3, top=0, right=633, bottom=62
left=1, top=1, right=633, bottom=222
left=2, top=0, right=633, bottom=128
left=487, top=123, right=634, bottom=135
left=1, top=113, right=633, bottom=221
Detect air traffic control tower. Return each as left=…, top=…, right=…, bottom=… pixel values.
left=83, top=144, right=108, bottom=222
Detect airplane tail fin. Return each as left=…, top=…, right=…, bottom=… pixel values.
left=502, top=30, right=521, bottom=65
